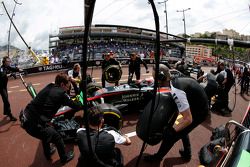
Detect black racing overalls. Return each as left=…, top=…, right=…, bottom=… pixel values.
left=156, top=77, right=209, bottom=158
left=128, top=57, right=148, bottom=83
left=0, top=65, right=19, bottom=116
left=20, top=83, right=82, bottom=160
left=77, top=129, right=123, bottom=167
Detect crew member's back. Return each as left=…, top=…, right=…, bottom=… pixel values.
left=172, top=77, right=208, bottom=121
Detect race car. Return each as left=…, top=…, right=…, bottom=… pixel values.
left=52, top=68, right=188, bottom=141
left=18, top=73, right=123, bottom=141
left=86, top=69, right=187, bottom=113
left=19, top=69, right=187, bottom=141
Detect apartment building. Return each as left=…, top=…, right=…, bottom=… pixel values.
left=186, top=45, right=213, bottom=58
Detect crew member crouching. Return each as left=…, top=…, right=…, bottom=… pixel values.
left=20, top=73, right=82, bottom=163
left=197, top=69, right=218, bottom=109
left=68, top=63, right=81, bottom=95
left=77, top=106, right=131, bottom=167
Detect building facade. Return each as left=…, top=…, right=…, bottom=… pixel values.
left=186, top=45, right=213, bottom=58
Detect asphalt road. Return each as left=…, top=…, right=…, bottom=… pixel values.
left=0, top=66, right=249, bottom=167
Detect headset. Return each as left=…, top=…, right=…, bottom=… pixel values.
left=158, top=71, right=166, bottom=81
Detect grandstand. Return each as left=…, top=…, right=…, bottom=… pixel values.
left=49, top=24, right=184, bottom=66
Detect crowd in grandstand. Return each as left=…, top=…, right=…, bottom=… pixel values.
left=53, top=41, right=168, bottom=62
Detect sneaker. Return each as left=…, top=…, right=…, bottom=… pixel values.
left=8, top=114, right=17, bottom=121
left=208, top=104, right=212, bottom=110
left=226, top=107, right=232, bottom=113
left=45, top=146, right=56, bottom=160
left=50, top=146, right=56, bottom=155
left=144, top=154, right=162, bottom=162
left=179, top=149, right=191, bottom=161
left=220, top=108, right=230, bottom=116
left=61, top=151, right=74, bottom=164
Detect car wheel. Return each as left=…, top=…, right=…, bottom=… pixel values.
left=86, top=83, right=102, bottom=97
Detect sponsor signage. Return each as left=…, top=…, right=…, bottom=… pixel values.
left=24, top=63, right=73, bottom=74
left=23, top=58, right=155, bottom=74
left=122, top=93, right=141, bottom=102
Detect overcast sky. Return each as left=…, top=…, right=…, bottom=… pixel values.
left=0, top=0, right=250, bottom=50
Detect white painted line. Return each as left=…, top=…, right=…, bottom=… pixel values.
left=9, top=86, right=19, bottom=89
left=142, top=73, right=152, bottom=76
left=32, top=83, right=41, bottom=86
left=121, top=74, right=152, bottom=77
left=125, top=131, right=137, bottom=138
left=123, top=116, right=183, bottom=138
left=8, top=91, right=13, bottom=93
left=19, top=89, right=27, bottom=92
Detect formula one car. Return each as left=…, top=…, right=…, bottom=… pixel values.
left=53, top=103, right=123, bottom=141
left=86, top=69, right=187, bottom=113
left=18, top=73, right=123, bottom=142
left=19, top=69, right=186, bottom=141
left=53, top=68, right=188, bottom=140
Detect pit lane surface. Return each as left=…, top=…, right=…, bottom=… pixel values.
left=0, top=66, right=249, bottom=167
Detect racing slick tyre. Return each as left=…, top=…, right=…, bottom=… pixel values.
left=98, top=103, right=123, bottom=131
left=86, top=82, right=102, bottom=97
left=103, top=65, right=122, bottom=83
left=136, top=92, right=178, bottom=145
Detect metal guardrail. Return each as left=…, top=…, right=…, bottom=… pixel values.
left=218, top=106, right=250, bottom=167
left=241, top=103, right=250, bottom=129
left=225, top=120, right=249, bottom=147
